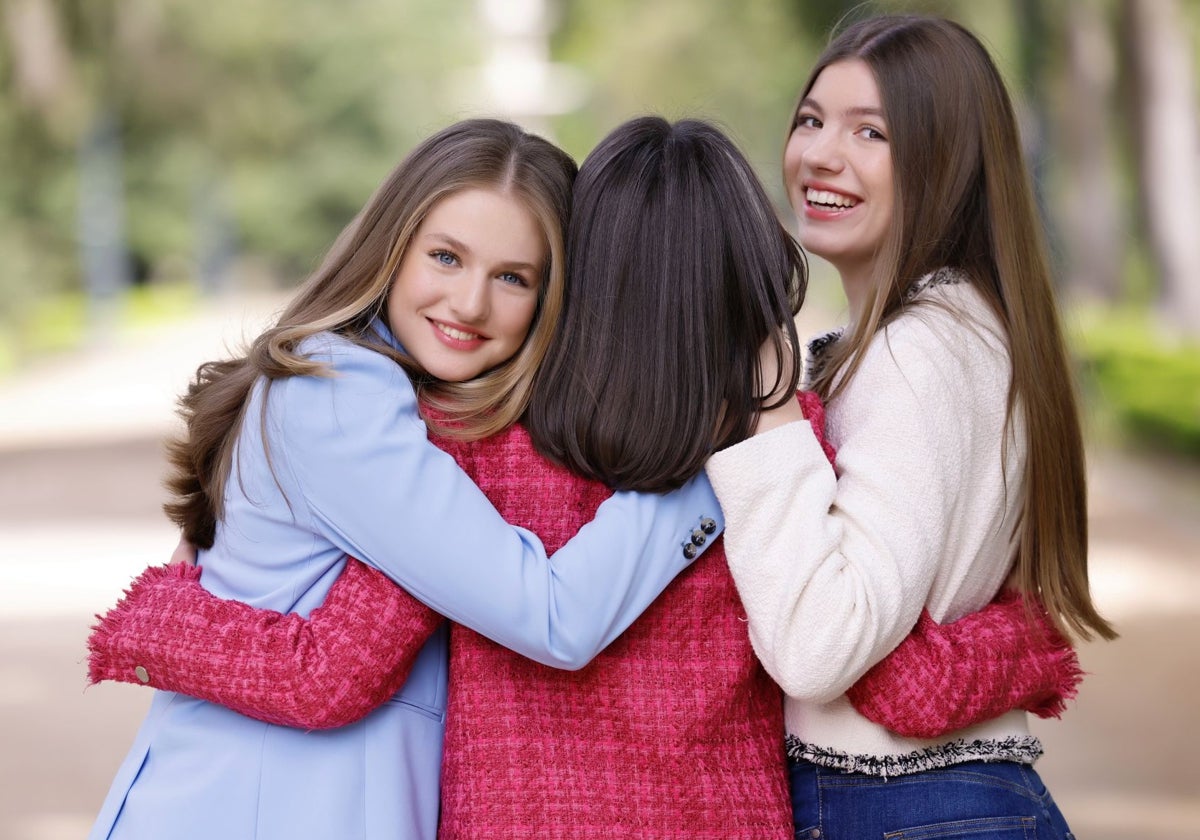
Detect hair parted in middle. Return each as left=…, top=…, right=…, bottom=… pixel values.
left=526, top=116, right=807, bottom=493
left=792, top=15, right=1114, bottom=642
left=165, top=118, right=577, bottom=548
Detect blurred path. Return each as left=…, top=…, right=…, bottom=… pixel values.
left=1, top=294, right=1198, bottom=839
left=0, top=293, right=284, bottom=840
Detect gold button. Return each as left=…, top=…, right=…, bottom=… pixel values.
left=134, top=666, right=150, bottom=684
left=810, top=830, right=821, bottom=839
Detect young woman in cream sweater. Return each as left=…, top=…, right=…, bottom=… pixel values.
left=706, top=14, right=1115, bottom=839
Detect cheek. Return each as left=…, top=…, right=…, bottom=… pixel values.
left=874, top=168, right=895, bottom=226
left=783, top=159, right=807, bottom=217
left=782, top=136, right=804, bottom=187
left=501, top=297, right=539, bottom=344
left=873, top=153, right=894, bottom=202
left=387, top=265, right=426, bottom=311
left=384, top=281, right=408, bottom=327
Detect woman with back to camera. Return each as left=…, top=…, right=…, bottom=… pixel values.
left=707, top=14, right=1116, bottom=838
left=90, top=116, right=1082, bottom=838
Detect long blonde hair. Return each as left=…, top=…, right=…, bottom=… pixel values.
left=798, top=16, right=1115, bottom=641
left=165, top=119, right=576, bottom=548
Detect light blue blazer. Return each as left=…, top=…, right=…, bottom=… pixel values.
left=90, top=321, right=723, bottom=840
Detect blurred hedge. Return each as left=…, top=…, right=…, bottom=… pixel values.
left=1073, top=309, right=1200, bottom=457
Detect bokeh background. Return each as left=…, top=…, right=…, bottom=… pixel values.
left=1, top=1, right=1198, bottom=838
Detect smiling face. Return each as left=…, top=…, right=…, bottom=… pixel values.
left=784, top=59, right=894, bottom=310
left=386, top=187, right=547, bottom=383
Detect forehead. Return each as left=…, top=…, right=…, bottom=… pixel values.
left=806, top=59, right=883, bottom=108
left=417, top=187, right=548, bottom=259
left=421, top=187, right=532, bottom=225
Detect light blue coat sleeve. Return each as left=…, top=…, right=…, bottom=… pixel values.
left=266, top=335, right=724, bottom=670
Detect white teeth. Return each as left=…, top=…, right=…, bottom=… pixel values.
left=436, top=323, right=480, bottom=341
left=806, top=188, right=857, bottom=208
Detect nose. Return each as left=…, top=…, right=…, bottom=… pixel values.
left=802, top=128, right=844, bottom=174
left=448, top=272, right=490, bottom=323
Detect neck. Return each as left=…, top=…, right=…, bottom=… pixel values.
left=839, top=268, right=872, bottom=326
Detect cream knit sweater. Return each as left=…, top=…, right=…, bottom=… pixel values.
left=706, top=271, right=1042, bottom=775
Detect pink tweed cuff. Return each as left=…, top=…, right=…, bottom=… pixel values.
left=847, top=590, right=1083, bottom=739
left=88, top=559, right=443, bottom=729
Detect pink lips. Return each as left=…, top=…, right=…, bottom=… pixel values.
left=802, top=181, right=861, bottom=221
left=429, top=319, right=486, bottom=350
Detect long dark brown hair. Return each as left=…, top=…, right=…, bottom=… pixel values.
left=796, top=15, right=1115, bottom=641
left=165, top=119, right=576, bottom=548
left=526, top=116, right=806, bottom=492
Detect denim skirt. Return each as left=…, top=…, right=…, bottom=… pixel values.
left=789, top=758, right=1075, bottom=840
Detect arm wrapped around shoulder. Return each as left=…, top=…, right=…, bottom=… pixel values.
left=87, top=559, right=443, bottom=730
left=796, top=390, right=837, bottom=465
left=846, top=589, right=1083, bottom=739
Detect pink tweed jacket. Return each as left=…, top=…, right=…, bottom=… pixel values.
left=90, top=395, right=1080, bottom=838
left=430, top=430, right=792, bottom=838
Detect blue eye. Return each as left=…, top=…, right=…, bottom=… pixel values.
left=499, top=272, right=529, bottom=287
left=431, top=250, right=459, bottom=267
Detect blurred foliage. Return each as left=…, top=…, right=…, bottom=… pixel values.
left=0, top=0, right=479, bottom=345
left=1, top=0, right=1199, bottom=456
left=553, top=0, right=814, bottom=182
left=1074, top=309, right=1200, bottom=456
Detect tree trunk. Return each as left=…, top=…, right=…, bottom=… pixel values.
left=2, top=0, right=73, bottom=114
left=1122, top=0, right=1200, bottom=335
left=1058, top=0, right=1123, bottom=303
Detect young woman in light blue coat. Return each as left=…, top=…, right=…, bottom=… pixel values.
left=88, top=119, right=725, bottom=840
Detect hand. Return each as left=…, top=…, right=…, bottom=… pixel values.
left=169, top=535, right=199, bottom=567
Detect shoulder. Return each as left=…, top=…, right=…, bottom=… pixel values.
left=286, top=331, right=414, bottom=397
left=268, top=331, right=421, bottom=441
left=295, top=330, right=400, bottom=370
left=808, top=271, right=1008, bottom=391
left=873, top=274, right=1009, bottom=387
left=894, top=270, right=1006, bottom=350
left=826, top=277, right=1010, bottom=443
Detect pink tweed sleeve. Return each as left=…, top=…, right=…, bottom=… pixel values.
left=846, top=590, right=1083, bottom=739
left=795, top=390, right=1081, bottom=738
left=797, top=390, right=837, bottom=464
left=87, top=559, right=443, bottom=730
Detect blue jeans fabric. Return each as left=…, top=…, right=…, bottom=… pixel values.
left=789, top=758, right=1075, bottom=839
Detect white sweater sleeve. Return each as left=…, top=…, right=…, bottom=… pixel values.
left=706, top=313, right=996, bottom=703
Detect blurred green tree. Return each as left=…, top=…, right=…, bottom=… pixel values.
left=3, top=0, right=1199, bottom=364
left=0, top=0, right=479, bottom=353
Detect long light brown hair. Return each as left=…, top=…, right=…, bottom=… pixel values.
left=165, top=119, right=576, bottom=548
left=797, top=15, right=1115, bottom=640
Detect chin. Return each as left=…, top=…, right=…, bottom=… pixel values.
left=429, top=366, right=481, bottom=384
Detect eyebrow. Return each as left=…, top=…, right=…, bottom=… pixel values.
left=423, top=232, right=470, bottom=253
left=798, top=98, right=886, bottom=120
left=423, top=232, right=541, bottom=273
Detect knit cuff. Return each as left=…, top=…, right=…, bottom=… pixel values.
left=88, top=559, right=443, bottom=729
left=846, top=592, right=1083, bottom=739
